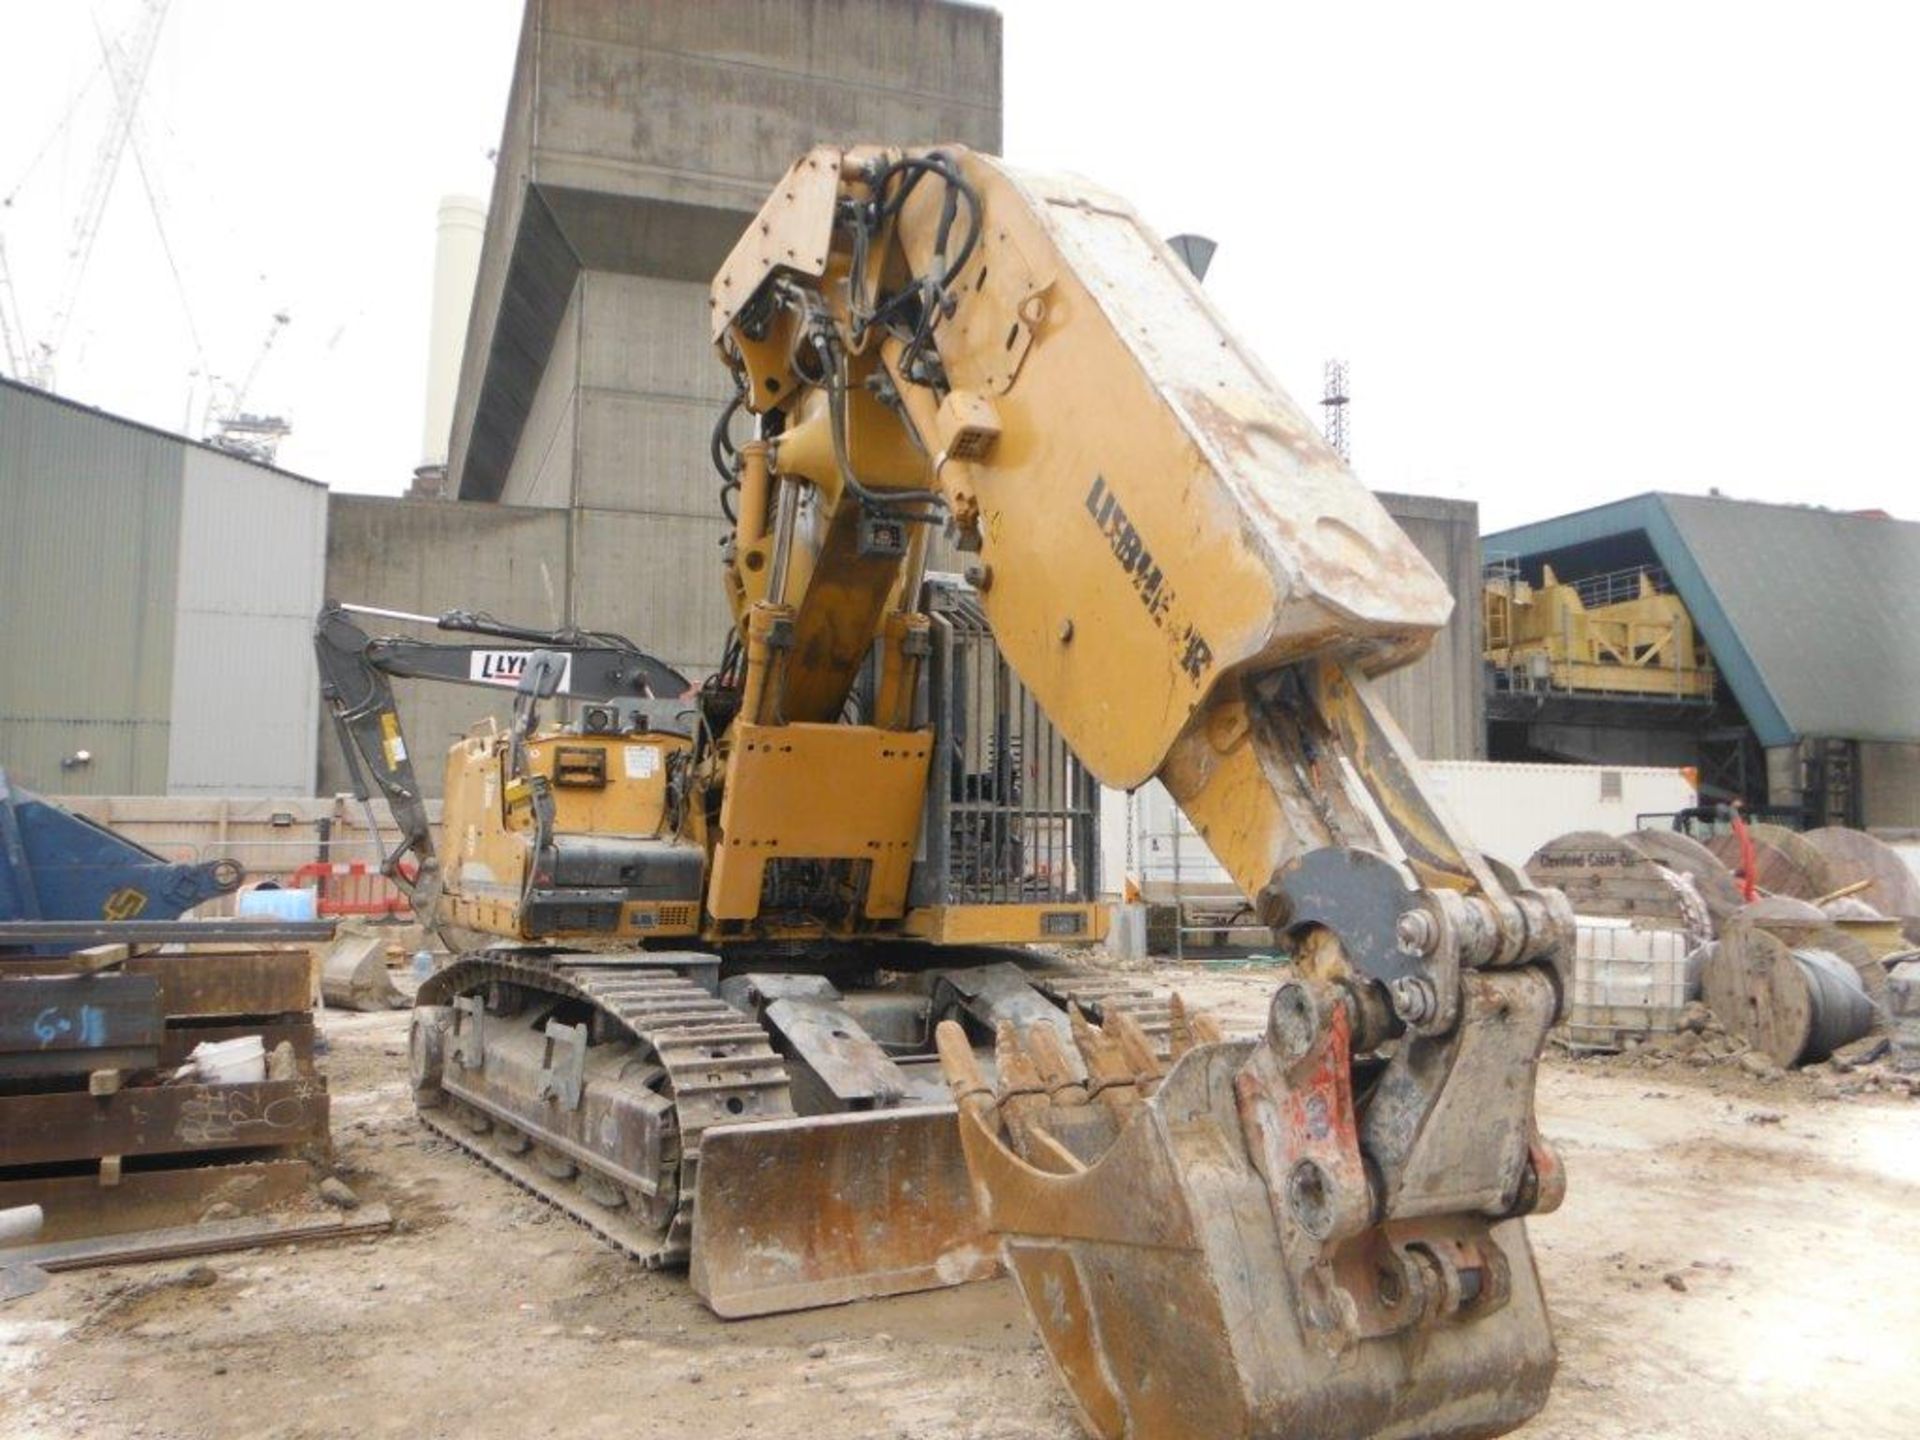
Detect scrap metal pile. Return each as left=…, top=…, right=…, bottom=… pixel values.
left=0, top=777, right=381, bottom=1281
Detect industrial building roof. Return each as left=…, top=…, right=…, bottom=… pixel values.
left=0, top=376, right=325, bottom=488
left=1486, top=492, right=1920, bottom=747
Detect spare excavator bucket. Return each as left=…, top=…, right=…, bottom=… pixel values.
left=936, top=1000, right=1558, bottom=1440
left=689, top=1105, right=999, bottom=1318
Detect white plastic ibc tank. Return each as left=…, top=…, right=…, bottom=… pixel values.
left=1564, top=917, right=1690, bottom=1051
left=1889, top=958, right=1920, bottom=1074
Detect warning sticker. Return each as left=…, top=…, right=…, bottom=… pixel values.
left=380, top=711, right=408, bottom=767
left=624, top=745, right=661, bottom=780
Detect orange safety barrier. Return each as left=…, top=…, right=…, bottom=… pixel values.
left=290, top=860, right=411, bottom=918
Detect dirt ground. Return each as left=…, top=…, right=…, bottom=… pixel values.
left=5, top=966, right=1918, bottom=1440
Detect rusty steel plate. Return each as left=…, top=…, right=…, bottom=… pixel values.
left=689, top=1105, right=998, bottom=1318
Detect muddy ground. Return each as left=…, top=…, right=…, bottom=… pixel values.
left=5, top=965, right=1917, bottom=1440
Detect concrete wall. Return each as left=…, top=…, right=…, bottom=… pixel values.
left=446, top=0, right=1005, bottom=688
left=1861, top=742, right=1920, bottom=830
left=500, top=279, right=582, bottom=509
left=452, top=0, right=1004, bottom=503
left=319, top=496, right=573, bottom=798
left=1375, top=492, right=1484, bottom=761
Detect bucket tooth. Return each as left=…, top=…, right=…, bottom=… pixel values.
left=937, top=996, right=1556, bottom=1440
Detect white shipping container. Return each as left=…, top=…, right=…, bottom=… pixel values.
left=1101, top=760, right=1698, bottom=898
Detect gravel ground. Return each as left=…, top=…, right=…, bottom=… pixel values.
left=4, top=967, right=1917, bottom=1440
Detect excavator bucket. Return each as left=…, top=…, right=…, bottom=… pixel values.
left=689, top=1105, right=998, bottom=1318
left=936, top=991, right=1559, bottom=1440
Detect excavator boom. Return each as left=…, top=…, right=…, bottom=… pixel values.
left=313, top=602, right=688, bottom=910
left=712, top=146, right=1572, bottom=1440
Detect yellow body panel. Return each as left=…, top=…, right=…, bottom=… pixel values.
left=437, top=727, right=703, bottom=941
left=524, top=733, right=679, bottom=835
left=715, top=147, right=1453, bottom=797
left=708, top=722, right=933, bottom=921
left=709, top=146, right=1477, bottom=920
left=899, top=903, right=1108, bottom=946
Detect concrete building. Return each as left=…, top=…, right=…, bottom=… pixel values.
left=411, top=0, right=1481, bottom=771
left=1484, top=492, right=1920, bottom=828
left=442, top=0, right=1004, bottom=680
left=0, top=377, right=328, bottom=797
left=1373, top=492, right=1484, bottom=762
left=5, top=1, right=1485, bottom=816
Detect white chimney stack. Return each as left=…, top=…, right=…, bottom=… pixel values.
left=420, top=195, right=486, bottom=472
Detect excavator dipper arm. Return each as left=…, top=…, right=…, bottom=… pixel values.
left=712, top=147, right=1572, bottom=1440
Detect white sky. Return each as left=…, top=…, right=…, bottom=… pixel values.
left=1, top=0, right=1914, bottom=532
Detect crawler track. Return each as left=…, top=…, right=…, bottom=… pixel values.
left=418, top=954, right=792, bottom=1266
left=414, top=953, right=1173, bottom=1270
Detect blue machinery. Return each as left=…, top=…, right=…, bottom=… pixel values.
left=0, top=768, right=242, bottom=951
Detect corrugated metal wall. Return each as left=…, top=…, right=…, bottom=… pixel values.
left=0, top=381, right=182, bottom=794
left=0, top=379, right=325, bottom=796
left=1375, top=492, right=1485, bottom=761
left=167, top=446, right=329, bottom=795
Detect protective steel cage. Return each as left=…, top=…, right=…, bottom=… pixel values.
left=911, top=575, right=1100, bottom=908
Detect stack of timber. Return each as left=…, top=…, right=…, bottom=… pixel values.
left=0, top=942, right=333, bottom=1246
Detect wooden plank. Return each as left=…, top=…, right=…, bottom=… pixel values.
left=0, top=921, right=335, bottom=947
left=71, top=944, right=131, bottom=974
left=0, top=1158, right=313, bottom=1242
left=0, top=973, right=161, bottom=1055
left=7, top=1202, right=391, bottom=1272
left=0, top=1077, right=329, bottom=1168
left=126, top=949, right=315, bottom=1020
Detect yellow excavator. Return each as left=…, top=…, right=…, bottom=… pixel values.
left=318, top=144, right=1571, bottom=1440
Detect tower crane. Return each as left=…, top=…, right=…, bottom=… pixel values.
left=2, top=0, right=173, bottom=390
left=203, top=309, right=293, bottom=464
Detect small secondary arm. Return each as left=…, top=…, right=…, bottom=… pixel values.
left=313, top=603, right=690, bottom=913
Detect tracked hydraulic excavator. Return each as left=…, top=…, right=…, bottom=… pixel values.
left=320, top=144, right=1571, bottom=1440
